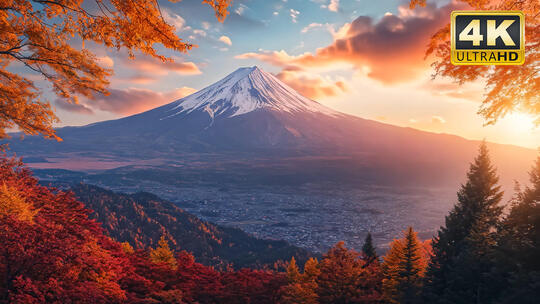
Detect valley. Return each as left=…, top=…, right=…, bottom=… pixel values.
left=116, top=182, right=454, bottom=253
left=13, top=66, right=536, bottom=254
left=37, top=165, right=455, bottom=253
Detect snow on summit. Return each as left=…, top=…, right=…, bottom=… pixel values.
left=161, top=66, right=338, bottom=120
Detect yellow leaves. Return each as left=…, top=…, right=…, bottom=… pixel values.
left=0, top=182, right=38, bottom=222
left=150, top=235, right=177, bottom=269
left=408, top=0, right=426, bottom=9
left=121, top=241, right=135, bottom=254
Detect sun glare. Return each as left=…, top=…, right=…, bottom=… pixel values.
left=504, top=112, right=536, bottom=133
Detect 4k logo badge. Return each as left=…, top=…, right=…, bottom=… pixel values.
left=451, top=11, right=525, bottom=65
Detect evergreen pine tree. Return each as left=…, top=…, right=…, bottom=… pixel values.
left=382, top=227, right=426, bottom=304
left=423, top=142, right=503, bottom=303
left=150, top=235, right=178, bottom=269
left=494, top=156, right=540, bottom=303
left=362, top=232, right=378, bottom=265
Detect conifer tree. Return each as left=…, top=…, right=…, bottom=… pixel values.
left=494, top=156, right=540, bottom=303
left=286, top=257, right=301, bottom=283
left=281, top=257, right=318, bottom=304
left=423, top=142, right=503, bottom=303
left=382, top=227, right=426, bottom=304
left=150, top=235, right=178, bottom=270
left=362, top=232, right=378, bottom=265
left=303, top=258, right=320, bottom=282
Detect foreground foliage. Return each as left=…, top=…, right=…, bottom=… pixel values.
left=1, top=142, right=539, bottom=303
left=0, top=0, right=232, bottom=139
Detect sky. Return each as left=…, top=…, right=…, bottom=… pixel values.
left=44, top=0, right=539, bottom=149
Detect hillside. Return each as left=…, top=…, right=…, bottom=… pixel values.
left=70, top=183, right=311, bottom=269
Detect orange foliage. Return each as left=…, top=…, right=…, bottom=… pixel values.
left=382, top=227, right=427, bottom=304
left=0, top=0, right=232, bottom=139
left=411, top=0, right=540, bottom=125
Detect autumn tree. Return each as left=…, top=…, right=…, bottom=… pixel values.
left=0, top=156, right=127, bottom=303
left=121, top=241, right=135, bottom=254
left=423, top=142, right=504, bottom=303
left=316, top=241, right=383, bottom=304
left=0, top=181, right=37, bottom=222
left=280, top=257, right=319, bottom=304
left=150, top=235, right=178, bottom=270
left=382, top=227, right=427, bottom=304
left=0, top=0, right=231, bottom=139
left=0, top=156, right=292, bottom=303
left=410, top=0, right=540, bottom=125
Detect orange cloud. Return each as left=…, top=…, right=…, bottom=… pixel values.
left=275, top=69, right=348, bottom=99
left=120, top=54, right=202, bottom=76
left=219, top=35, right=232, bottom=46
left=235, top=50, right=307, bottom=68
left=237, top=1, right=465, bottom=84
left=60, top=87, right=197, bottom=116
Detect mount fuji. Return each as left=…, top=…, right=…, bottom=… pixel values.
left=8, top=66, right=536, bottom=188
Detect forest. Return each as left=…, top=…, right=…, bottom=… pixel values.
left=1, top=143, right=538, bottom=303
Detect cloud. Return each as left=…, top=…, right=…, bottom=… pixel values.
left=421, top=80, right=484, bottom=102
left=162, top=10, right=186, bottom=32
left=275, top=68, right=348, bottom=99
left=431, top=115, right=446, bottom=124
left=300, top=22, right=349, bottom=38
left=119, top=54, right=202, bottom=76
left=290, top=9, right=300, bottom=23
left=96, top=56, right=114, bottom=68
left=122, top=75, right=157, bottom=85
left=193, top=29, right=207, bottom=37
left=235, top=50, right=307, bottom=67
left=301, top=23, right=332, bottom=34
left=237, top=2, right=464, bottom=84
left=218, top=35, right=232, bottom=46
left=235, top=4, right=248, bottom=15
left=82, top=87, right=197, bottom=116
left=55, top=99, right=94, bottom=115
left=328, top=0, right=339, bottom=12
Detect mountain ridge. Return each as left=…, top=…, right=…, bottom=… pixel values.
left=70, top=183, right=312, bottom=268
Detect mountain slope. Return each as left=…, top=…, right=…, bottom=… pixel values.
left=71, top=183, right=311, bottom=268
left=7, top=66, right=537, bottom=189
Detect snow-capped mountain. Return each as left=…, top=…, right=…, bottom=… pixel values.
left=161, top=66, right=338, bottom=120
left=7, top=66, right=535, bottom=189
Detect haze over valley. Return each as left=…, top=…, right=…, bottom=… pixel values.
left=11, top=66, right=535, bottom=252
